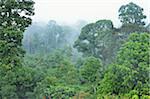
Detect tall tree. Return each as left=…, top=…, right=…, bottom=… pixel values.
left=119, top=2, right=146, bottom=26
left=44, top=20, right=66, bottom=52
left=0, top=0, right=34, bottom=98
left=74, top=20, right=118, bottom=64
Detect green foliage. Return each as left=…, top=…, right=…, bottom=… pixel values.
left=0, top=0, right=34, bottom=31
left=119, top=2, right=146, bottom=26
left=74, top=20, right=119, bottom=64
left=97, top=33, right=150, bottom=97
left=79, top=57, right=104, bottom=95
left=29, top=49, right=80, bottom=98
left=118, top=23, right=149, bottom=36
left=0, top=27, right=24, bottom=68
left=97, top=64, right=130, bottom=95
left=117, top=33, right=150, bottom=96
left=35, top=82, right=77, bottom=99
left=0, top=65, right=38, bottom=99
left=80, top=57, right=102, bottom=83
left=0, top=1, right=149, bottom=98
left=0, top=0, right=34, bottom=98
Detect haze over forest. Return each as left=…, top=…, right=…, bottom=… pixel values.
left=0, top=0, right=150, bottom=99
left=32, top=0, right=150, bottom=26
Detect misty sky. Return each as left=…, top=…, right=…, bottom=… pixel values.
left=33, top=0, right=150, bottom=27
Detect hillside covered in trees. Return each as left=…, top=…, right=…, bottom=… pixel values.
left=0, top=0, right=150, bottom=99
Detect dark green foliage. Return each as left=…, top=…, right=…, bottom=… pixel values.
left=119, top=2, right=146, bottom=26
left=118, top=23, right=149, bottom=34
left=0, top=0, right=34, bottom=31
left=31, top=50, right=80, bottom=98
left=35, top=79, right=77, bottom=98
left=0, top=0, right=34, bottom=98
left=74, top=20, right=119, bottom=64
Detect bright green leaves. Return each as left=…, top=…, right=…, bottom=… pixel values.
left=116, top=33, right=150, bottom=96
left=98, top=64, right=130, bottom=95
left=117, top=33, right=149, bottom=67
left=97, top=33, right=150, bottom=97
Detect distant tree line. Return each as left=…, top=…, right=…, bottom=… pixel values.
left=0, top=1, right=149, bottom=99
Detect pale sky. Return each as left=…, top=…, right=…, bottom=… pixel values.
left=33, top=0, right=150, bottom=27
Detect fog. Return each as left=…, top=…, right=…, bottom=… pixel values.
left=23, top=0, right=150, bottom=54
left=32, top=0, right=150, bottom=27
left=23, top=20, right=87, bottom=54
